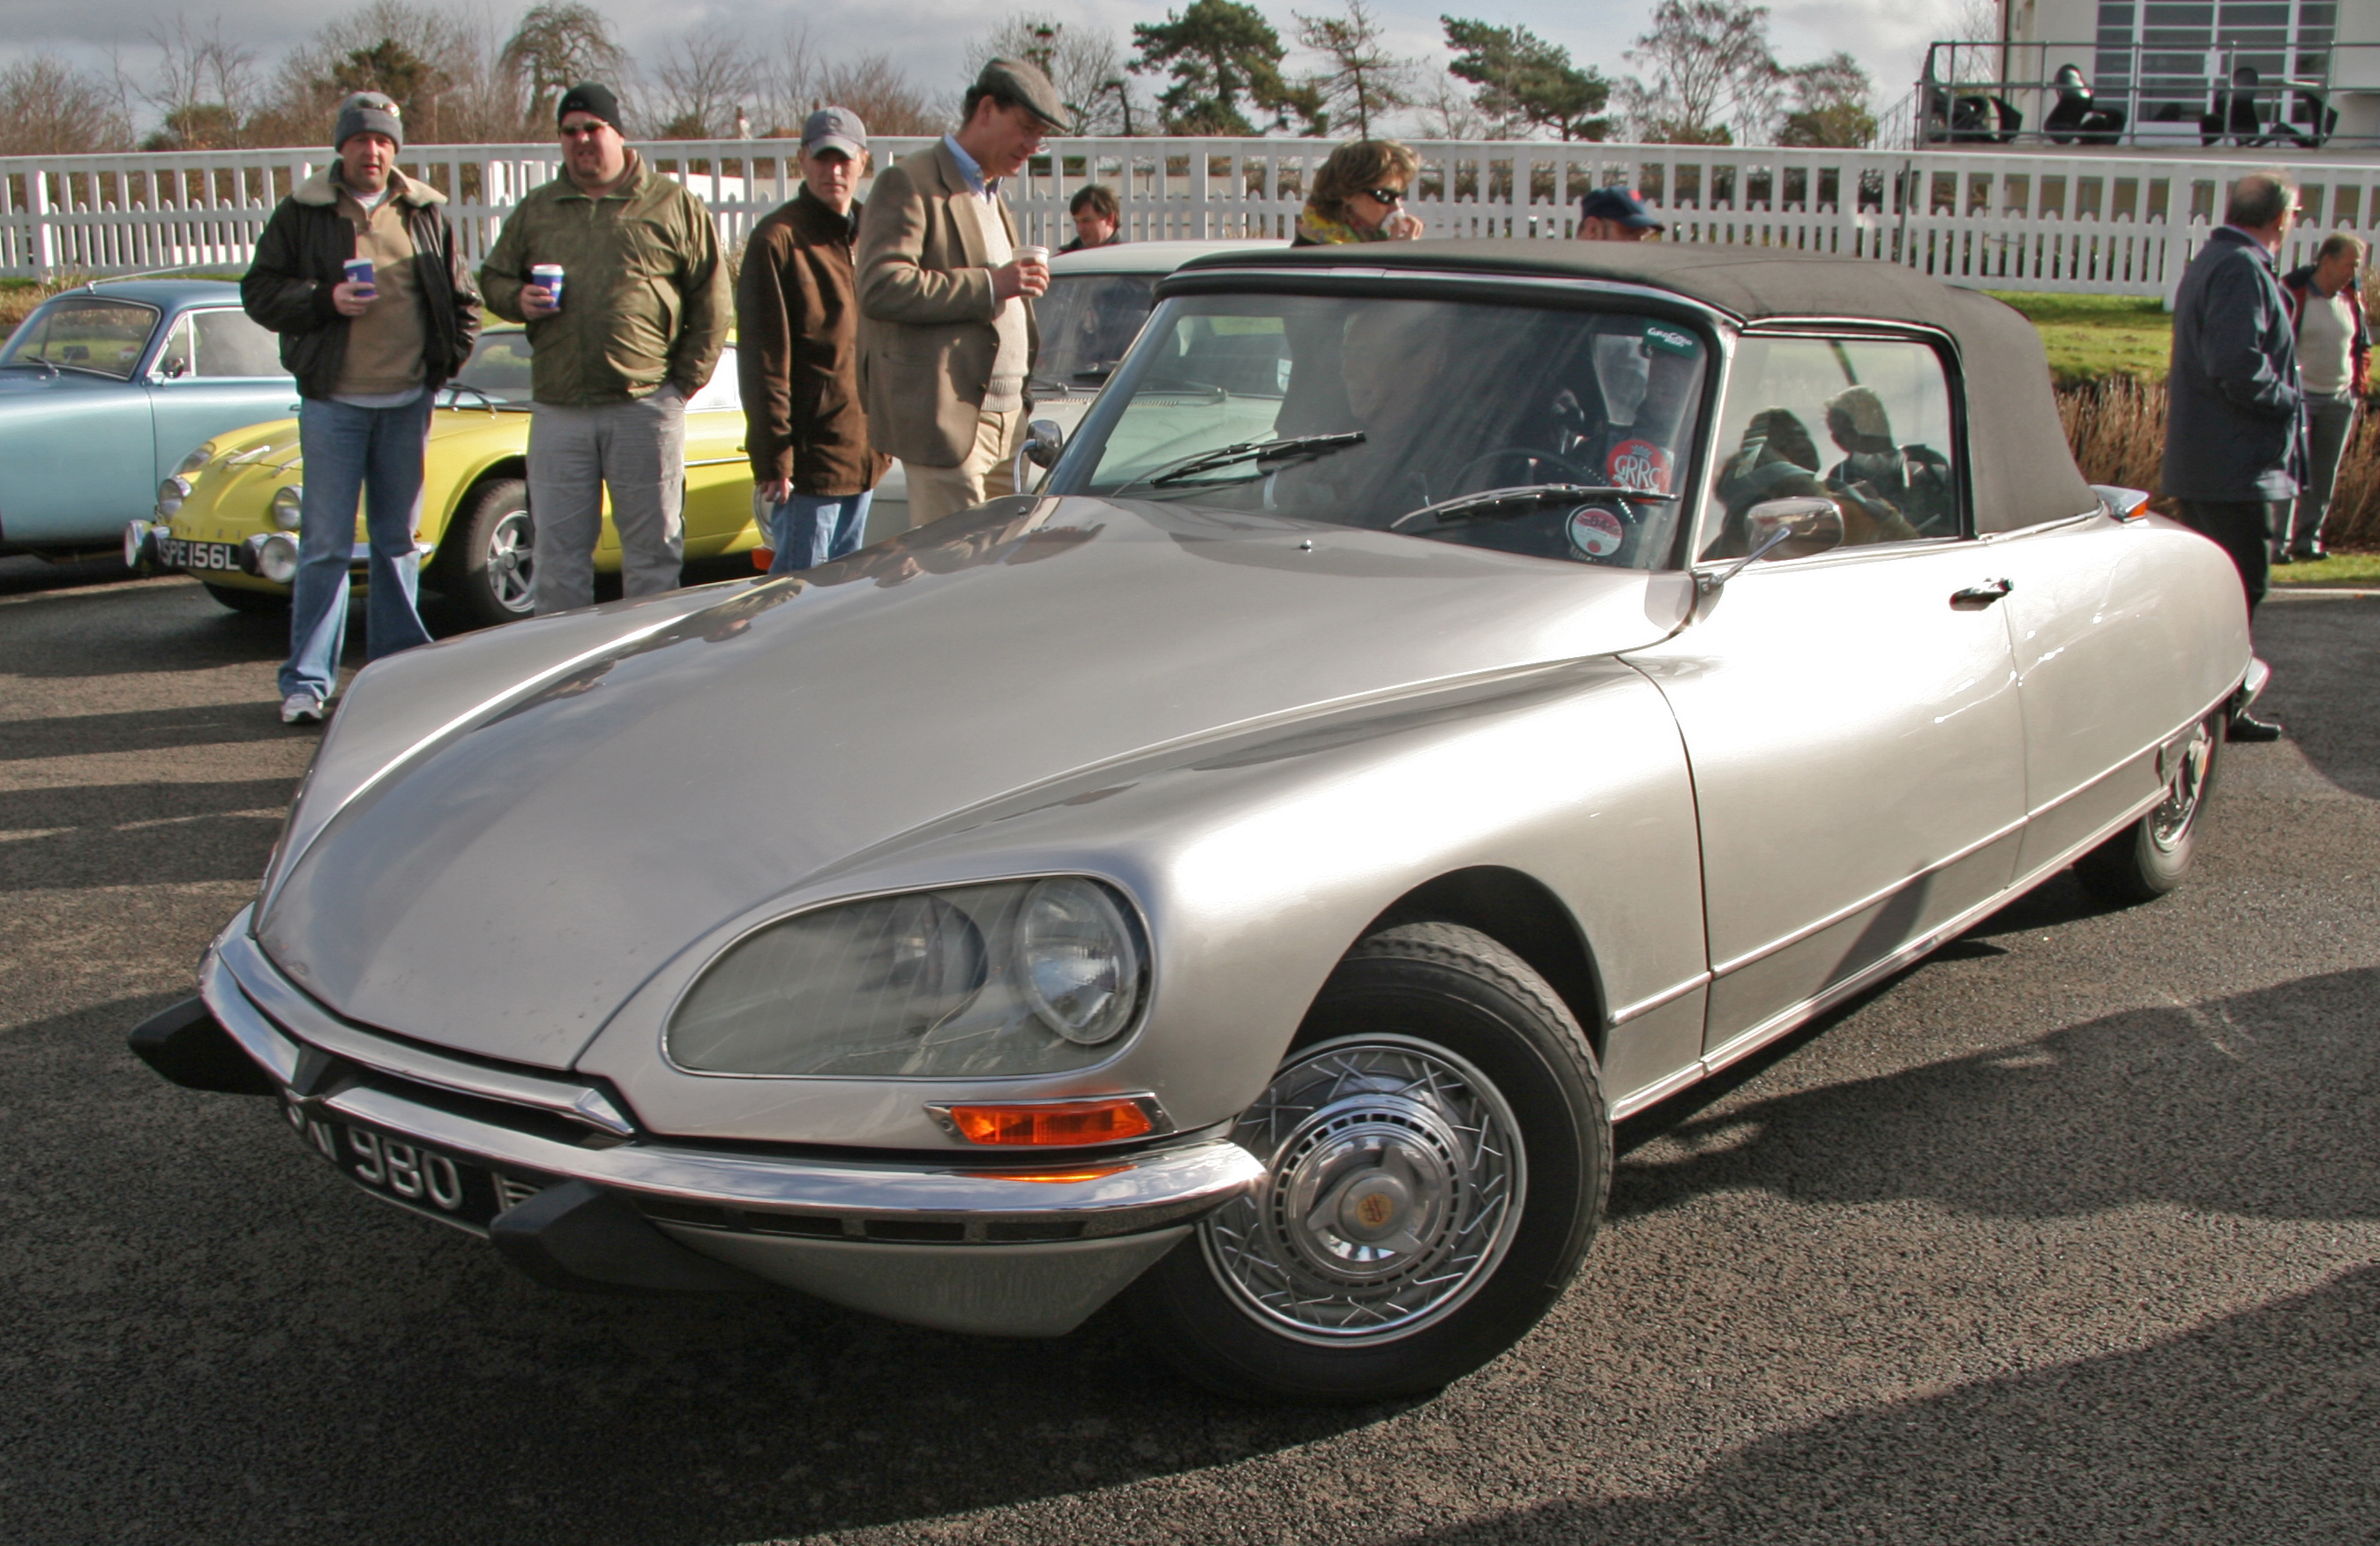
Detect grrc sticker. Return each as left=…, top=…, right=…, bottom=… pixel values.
left=1607, top=438, right=1673, bottom=494
left=1567, top=504, right=1627, bottom=559
left=1643, top=323, right=1698, bottom=358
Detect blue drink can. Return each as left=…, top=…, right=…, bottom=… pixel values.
left=343, top=257, right=376, bottom=296
left=530, top=263, right=565, bottom=309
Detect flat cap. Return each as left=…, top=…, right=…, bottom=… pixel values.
left=975, top=56, right=1070, bottom=131
left=1580, top=186, right=1664, bottom=230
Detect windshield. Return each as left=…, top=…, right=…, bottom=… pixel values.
left=1030, top=272, right=1160, bottom=392
left=1046, top=293, right=1711, bottom=570
left=0, top=297, right=162, bottom=380
left=445, top=329, right=535, bottom=404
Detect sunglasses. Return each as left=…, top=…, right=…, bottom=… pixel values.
left=558, top=122, right=612, bottom=140
left=1366, top=187, right=1407, bottom=205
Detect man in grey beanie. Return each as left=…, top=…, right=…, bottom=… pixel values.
left=242, top=90, right=482, bottom=724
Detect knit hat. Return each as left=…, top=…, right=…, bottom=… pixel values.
left=558, top=82, right=625, bottom=131
left=333, top=92, right=403, bottom=151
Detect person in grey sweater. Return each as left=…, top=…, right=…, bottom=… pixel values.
left=2161, top=168, right=2304, bottom=742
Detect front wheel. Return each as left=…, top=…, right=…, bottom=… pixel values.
left=1127, top=922, right=1609, bottom=1403
left=435, top=477, right=535, bottom=629
left=2076, top=711, right=2219, bottom=903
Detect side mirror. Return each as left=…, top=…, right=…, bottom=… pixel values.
left=1022, top=418, right=1066, bottom=468
left=1013, top=418, right=1066, bottom=494
left=1745, top=496, right=1844, bottom=560
left=159, top=355, right=191, bottom=380
left=1700, top=496, right=1845, bottom=594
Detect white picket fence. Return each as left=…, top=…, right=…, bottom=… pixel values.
left=6, top=135, right=2380, bottom=297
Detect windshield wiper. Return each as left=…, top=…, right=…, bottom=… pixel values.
left=1390, top=482, right=1680, bottom=531
left=1115, top=431, right=1366, bottom=496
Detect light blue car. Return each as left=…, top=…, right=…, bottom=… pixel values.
left=0, top=280, right=295, bottom=557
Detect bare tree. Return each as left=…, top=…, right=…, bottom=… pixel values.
left=1620, top=0, right=1782, bottom=145
left=814, top=54, right=945, bottom=137
left=248, top=2, right=528, bottom=146
left=1412, top=67, right=1488, bottom=138
left=651, top=22, right=761, bottom=138
left=1294, top=0, right=1413, bottom=140
left=752, top=20, right=820, bottom=137
left=968, top=14, right=1134, bottom=133
left=500, top=1, right=628, bottom=126
left=139, top=12, right=262, bottom=148
left=0, top=56, right=134, bottom=155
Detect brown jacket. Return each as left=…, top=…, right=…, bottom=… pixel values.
left=737, top=188, right=887, bottom=496
left=855, top=140, right=1039, bottom=465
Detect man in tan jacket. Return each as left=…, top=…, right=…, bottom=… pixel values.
left=856, top=57, right=1069, bottom=527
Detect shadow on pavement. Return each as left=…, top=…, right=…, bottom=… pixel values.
left=1392, top=1263, right=2380, bottom=1545
left=2258, top=595, right=2380, bottom=801
left=0, top=778, right=294, bottom=891
left=0, top=993, right=1396, bottom=1546
left=1610, top=966, right=2380, bottom=1227
left=1, top=701, right=300, bottom=760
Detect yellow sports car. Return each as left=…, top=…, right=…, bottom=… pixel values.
left=127, top=328, right=762, bottom=627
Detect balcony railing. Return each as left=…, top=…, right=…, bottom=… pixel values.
left=1907, top=39, right=2380, bottom=153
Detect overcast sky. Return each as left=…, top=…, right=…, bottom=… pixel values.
left=0, top=0, right=1963, bottom=133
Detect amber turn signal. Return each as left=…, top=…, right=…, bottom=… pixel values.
left=947, top=1099, right=1154, bottom=1146
left=752, top=548, right=775, bottom=570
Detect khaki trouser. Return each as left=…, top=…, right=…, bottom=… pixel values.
left=901, top=407, right=1027, bottom=529
left=528, top=389, right=686, bottom=615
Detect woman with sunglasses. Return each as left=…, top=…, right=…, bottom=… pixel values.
left=1294, top=139, right=1426, bottom=246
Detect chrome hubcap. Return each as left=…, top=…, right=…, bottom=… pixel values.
left=2150, top=719, right=2212, bottom=853
left=1201, top=1035, right=1525, bottom=1342
left=487, top=509, right=534, bottom=613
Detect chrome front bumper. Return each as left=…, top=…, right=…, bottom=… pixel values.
left=193, top=920, right=1261, bottom=1336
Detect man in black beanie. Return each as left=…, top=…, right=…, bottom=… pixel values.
left=241, top=90, right=481, bottom=723
left=478, top=82, right=730, bottom=613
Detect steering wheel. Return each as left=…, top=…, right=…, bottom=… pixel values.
left=1448, top=444, right=1600, bottom=493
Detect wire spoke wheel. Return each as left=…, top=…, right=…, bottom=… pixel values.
left=2148, top=717, right=2212, bottom=853
left=1203, top=1036, right=1524, bottom=1342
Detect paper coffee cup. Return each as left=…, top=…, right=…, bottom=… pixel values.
left=343, top=257, right=376, bottom=295
left=1015, top=245, right=1050, bottom=267
left=530, top=263, right=565, bottom=308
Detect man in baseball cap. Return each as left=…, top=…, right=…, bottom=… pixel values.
left=1577, top=186, right=1665, bottom=242
left=855, top=56, right=1071, bottom=527
left=736, top=105, right=890, bottom=572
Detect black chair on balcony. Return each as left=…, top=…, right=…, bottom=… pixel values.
left=1948, top=92, right=2022, bottom=144
left=2202, top=66, right=2268, bottom=146
left=2285, top=86, right=2337, bottom=149
left=2044, top=64, right=2127, bottom=145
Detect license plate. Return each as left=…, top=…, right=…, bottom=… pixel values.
left=282, top=1093, right=547, bottom=1231
left=159, top=536, right=243, bottom=573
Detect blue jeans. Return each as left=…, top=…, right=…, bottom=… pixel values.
left=281, top=393, right=435, bottom=699
left=767, top=490, right=872, bottom=575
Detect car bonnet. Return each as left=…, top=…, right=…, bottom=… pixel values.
left=254, top=497, right=1694, bottom=1068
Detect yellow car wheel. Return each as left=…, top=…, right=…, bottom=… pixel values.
left=438, top=477, right=536, bottom=630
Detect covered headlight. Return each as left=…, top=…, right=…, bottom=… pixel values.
left=271, top=484, right=303, bottom=530
left=667, top=878, right=1149, bottom=1079
left=248, top=533, right=298, bottom=584
left=156, top=476, right=191, bottom=517
left=176, top=442, right=217, bottom=477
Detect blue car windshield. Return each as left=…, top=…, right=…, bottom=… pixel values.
left=1045, top=293, right=1712, bottom=572
left=1, top=298, right=161, bottom=380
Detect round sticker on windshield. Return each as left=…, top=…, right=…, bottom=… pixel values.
left=1567, top=505, right=1627, bottom=560
left=1607, top=439, right=1672, bottom=494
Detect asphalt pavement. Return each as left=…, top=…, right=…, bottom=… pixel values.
left=2, top=561, right=2375, bottom=1546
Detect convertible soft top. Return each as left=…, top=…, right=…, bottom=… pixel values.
left=1173, top=239, right=2100, bottom=536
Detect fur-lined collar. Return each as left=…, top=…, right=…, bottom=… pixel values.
left=291, top=163, right=445, bottom=209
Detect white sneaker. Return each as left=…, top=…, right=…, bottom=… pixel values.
left=280, top=691, right=326, bottom=725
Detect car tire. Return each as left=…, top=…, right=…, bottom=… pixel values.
left=1126, top=922, right=1609, bottom=1404
left=200, top=581, right=287, bottom=615
left=2076, top=710, right=2219, bottom=904
left=438, top=477, right=535, bottom=629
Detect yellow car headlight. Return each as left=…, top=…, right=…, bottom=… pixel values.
left=176, top=442, right=217, bottom=477
left=271, top=485, right=304, bottom=531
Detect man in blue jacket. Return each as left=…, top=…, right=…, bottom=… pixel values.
left=2161, top=169, right=2303, bottom=743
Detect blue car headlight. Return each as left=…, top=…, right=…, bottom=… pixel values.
left=666, top=878, right=1149, bottom=1078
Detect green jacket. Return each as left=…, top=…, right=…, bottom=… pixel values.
left=479, top=153, right=730, bottom=407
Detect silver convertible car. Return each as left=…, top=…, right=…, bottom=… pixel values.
left=132, top=243, right=2255, bottom=1403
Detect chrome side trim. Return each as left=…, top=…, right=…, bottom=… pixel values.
left=215, top=922, right=636, bottom=1137
left=1605, top=1060, right=1706, bottom=1122
left=1706, top=810, right=2030, bottom=980
left=1607, top=971, right=1713, bottom=1027
left=318, top=1082, right=1262, bottom=1236
left=2022, top=695, right=2235, bottom=825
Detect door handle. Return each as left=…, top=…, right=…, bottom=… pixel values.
left=1950, top=578, right=2014, bottom=608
